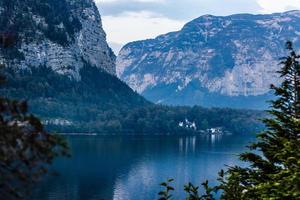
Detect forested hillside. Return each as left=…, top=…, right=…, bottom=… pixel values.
left=0, top=0, right=265, bottom=135
left=0, top=65, right=264, bottom=134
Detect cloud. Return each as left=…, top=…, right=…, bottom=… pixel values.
left=102, top=11, right=184, bottom=52
left=108, top=41, right=124, bottom=54
left=98, top=0, right=261, bottom=52
left=256, top=0, right=300, bottom=13
left=99, top=0, right=165, bottom=2
left=97, top=0, right=261, bottom=21
left=97, top=0, right=300, bottom=53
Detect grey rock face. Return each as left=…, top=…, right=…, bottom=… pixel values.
left=117, top=11, right=300, bottom=108
left=1, top=0, right=115, bottom=80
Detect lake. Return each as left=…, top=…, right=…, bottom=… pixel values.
left=31, top=134, right=256, bottom=200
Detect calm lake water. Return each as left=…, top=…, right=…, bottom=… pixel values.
left=31, top=134, right=256, bottom=200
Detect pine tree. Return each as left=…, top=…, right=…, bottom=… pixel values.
left=218, top=41, right=300, bottom=199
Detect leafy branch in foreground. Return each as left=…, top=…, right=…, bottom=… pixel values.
left=158, top=179, right=215, bottom=200
left=184, top=181, right=215, bottom=200
left=158, top=42, right=300, bottom=199
left=158, top=179, right=175, bottom=200
left=0, top=65, right=70, bottom=199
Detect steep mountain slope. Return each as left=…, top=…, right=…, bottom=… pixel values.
left=0, top=0, right=264, bottom=134
left=0, top=0, right=115, bottom=78
left=117, top=11, right=300, bottom=109
left=0, top=0, right=149, bottom=131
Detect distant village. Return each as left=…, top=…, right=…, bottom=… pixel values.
left=178, top=118, right=224, bottom=135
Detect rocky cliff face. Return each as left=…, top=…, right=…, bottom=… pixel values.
left=117, top=11, right=300, bottom=109
left=0, top=0, right=115, bottom=80
left=0, top=0, right=151, bottom=132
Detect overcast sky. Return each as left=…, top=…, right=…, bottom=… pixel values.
left=95, top=0, right=300, bottom=53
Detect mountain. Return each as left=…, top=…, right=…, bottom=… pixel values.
left=0, top=0, right=264, bottom=134
left=117, top=11, right=300, bottom=109
left=0, top=0, right=149, bottom=132
left=0, top=0, right=115, bottom=78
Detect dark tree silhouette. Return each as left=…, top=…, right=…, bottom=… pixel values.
left=158, top=42, right=300, bottom=199
left=0, top=34, right=69, bottom=200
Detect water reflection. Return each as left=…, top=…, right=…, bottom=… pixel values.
left=210, top=133, right=223, bottom=145
left=179, top=136, right=197, bottom=154
left=31, top=135, right=255, bottom=200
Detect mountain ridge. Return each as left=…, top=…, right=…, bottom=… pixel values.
left=0, top=0, right=115, bottom=80
left=0, top=0, right=150, bottom=132
left=0, top=0, right=265, bottom=134
left=117, top=10, right=300, bottom=109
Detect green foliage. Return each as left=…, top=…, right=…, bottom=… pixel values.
left=158, top=179, right=175, bottom=200
left=199, top=181, right=215, bottom=200
left=0, top=64, right=264, bottom=135
left=0, top=0, right=83, bottom=46
left=184, top=182, right=201, bottom=200
left=0, top=66, right=70, bottom=199
left=216, top=41, right=300, bottom=199
left=158, top=180, right=215, bottom=200
left=157, top=41, right=300, bottom=199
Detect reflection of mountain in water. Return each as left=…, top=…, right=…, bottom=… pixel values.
left=31, top=135, right=255, bottom=200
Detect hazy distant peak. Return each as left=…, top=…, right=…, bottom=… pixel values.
left=116, top=10, right=300, bottom=109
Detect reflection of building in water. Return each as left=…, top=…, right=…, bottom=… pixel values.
left=179, top=136, right=197, bottom=154
left=210, top=133, right=223, bottom=145
left=211, top=134, right=216, bottom=144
